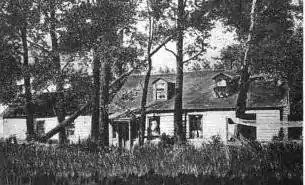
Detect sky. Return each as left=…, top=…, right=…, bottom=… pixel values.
left=151, top=21, right=238, bottom=71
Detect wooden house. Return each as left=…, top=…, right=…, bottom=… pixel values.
left=0, top=71, right=300, bottom=148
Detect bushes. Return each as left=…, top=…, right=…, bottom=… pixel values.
left=1, top=141, right=303, bottom=185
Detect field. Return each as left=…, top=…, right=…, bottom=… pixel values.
left=1, top=139, right=303, bottom=185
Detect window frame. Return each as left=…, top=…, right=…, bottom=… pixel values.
left=189, top=115, right=203, bottom=139
left=148, top=116, right=161, bottom=137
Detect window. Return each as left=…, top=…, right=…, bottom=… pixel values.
left=66, top=124, right=75, bottom=136
left=148, top=116, right=160, bottom=137
left=156, top=87, right=166, bottom=100
left=155, top=81, right=167, bottom=100
left=216, top=79, right=227, bottom=87
left=288, top=127, right=302, bottom=140
left=189, top=115, right=203, bottom=139
left=36, top=120, right=45, bottom=136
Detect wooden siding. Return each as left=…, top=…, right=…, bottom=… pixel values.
left=36, top=117, right=59, bottom=140
left=66, top=116, right=91, bottom=143
left=193, top=111, right=236, bottom=141
left=145, top=113, right=176, bottom=136
left=247, top=110, right=281, bottom=141
left=1, top=109, right=284, bottom=144
left=0, top=117, right=3, bottom=138
left=3, top=119, right=27, bottom=139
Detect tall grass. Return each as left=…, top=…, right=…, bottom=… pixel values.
left=1, top=140, right=302, bottom=185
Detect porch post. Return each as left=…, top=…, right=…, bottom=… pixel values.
left=128, top=120, right=132, bottom=150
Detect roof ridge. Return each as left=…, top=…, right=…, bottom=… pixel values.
left=131, top=70, right=239, bottom=77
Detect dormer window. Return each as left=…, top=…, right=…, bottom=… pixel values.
left=216, top=79, right=227, bottom=87
left=152, top=78, right=175, bottom=101
left=212, top=73, right=233, bottom=98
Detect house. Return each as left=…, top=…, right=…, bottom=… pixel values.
left=0, top=71, right=300, bottom=148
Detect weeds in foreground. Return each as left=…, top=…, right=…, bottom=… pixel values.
left=1, top=140, right=302, bottom=184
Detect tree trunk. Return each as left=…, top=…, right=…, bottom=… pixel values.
left=174, top=0, right=186, bottom=143
left=50, top=1, right=67, bottom=144
left=235, top=0, right=257, bottom=118
left=139, top=16, right=154, bottom=145
left=39, top=70, right=132, bottom=142
left=91, top=52, right=100, bottom=142
left=139, top=59, right=152, bottom=145
left=21, top=21, right=35, bottom=141
left=39, top=102, right=90, bottom=142
left=99, top=52, right=111, bottom=146
left=235, top=66, right=250, bottom=118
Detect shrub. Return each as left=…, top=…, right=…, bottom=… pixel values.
left=272, top=127, right=285, bottom=141
left=159, top=133, right=175, bottom=147
left=209, top=134, right=222, bottom=146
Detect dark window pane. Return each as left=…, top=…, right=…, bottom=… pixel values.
left=189, top=115, right=202, bottom=139
left=288, top=127, right=302, bottom=140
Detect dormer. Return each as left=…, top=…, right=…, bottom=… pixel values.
left=152, top=78, right=175, bottom=101
left=212, top=73, right=237, bottom=98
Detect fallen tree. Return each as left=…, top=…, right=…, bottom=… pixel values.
left=37, top=69, right=133, bottom=142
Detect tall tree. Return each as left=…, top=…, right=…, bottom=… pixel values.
left=137, top=0, right=174, bottom=145
left=235, top=0, right=257, bottom=118
left=58, top=0, right=138, bottom=144
left=49, top=0, right=68, bottom=144
left=166, top=0, right=214, bottom=142
left=213, top=0, right=302, bottom=119
left=174, top=0, right=185, bottom=143
left=1, top=0, right=42, bottom=140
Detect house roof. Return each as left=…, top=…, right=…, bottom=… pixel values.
left=3, top=71, right=286, bottom=119
left=211, top=71, right=238, bottom=80
left=109, top=71, right=286, bottom=114
left=151, top=77, right=175, bottom=84
left=2, top=91, right=90, bottom=118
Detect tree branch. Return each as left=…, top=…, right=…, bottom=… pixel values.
left=164, top=44, right=177, bottom=57
left=27, top=39, right=50, bottom=53
left=149, top=36, right=173, bottom=57
left=182, top=49, right=204, bottom=64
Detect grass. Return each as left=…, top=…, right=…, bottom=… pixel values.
left=1, top=139, right=303, bottom=185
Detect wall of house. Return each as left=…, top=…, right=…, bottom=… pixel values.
left=188, top=111, right=236, bottom=142
left=145, top=112, right=177, bottom=137
left=36, top=116, right=93, bottom=143
left=247, top=109, right=281, bottom=141
left=2, top=116, right=94, bottom=143
left=3, top=118, right=27, bottom=140
left=1, top=109, right=282, bottom=144
left=146, top=109, right=282, bottom=143
left=0, top=117, right=3, bottom=138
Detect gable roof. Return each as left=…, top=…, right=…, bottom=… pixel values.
left=3, top=71, right=286, bottom=118
left=109, top=71, right=286, bottom=114
left=211, top=72, right=238, bottom=80
left=151, top=77, right=175, bottom=84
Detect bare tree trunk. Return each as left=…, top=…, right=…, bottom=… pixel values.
left=139, top=16, right=154, bottom=145
left=235, top=0, right=257, bottom=118
left=39, top=71, right=132, bottom=142
left=91, top=53, right=100, bottom=142
left=99, top=54, right=111, bottom=146
left=21, top=20, right=34, bottom=141
left=50, top=0, right=67, bottom=144
left=39, top=103, right=90, bottom=142
left=174, top=0, right=186, bottom=143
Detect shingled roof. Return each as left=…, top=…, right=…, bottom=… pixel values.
left=109, top=71, right=286, bottom=114
left=3, top=71, right=286, bottom=118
